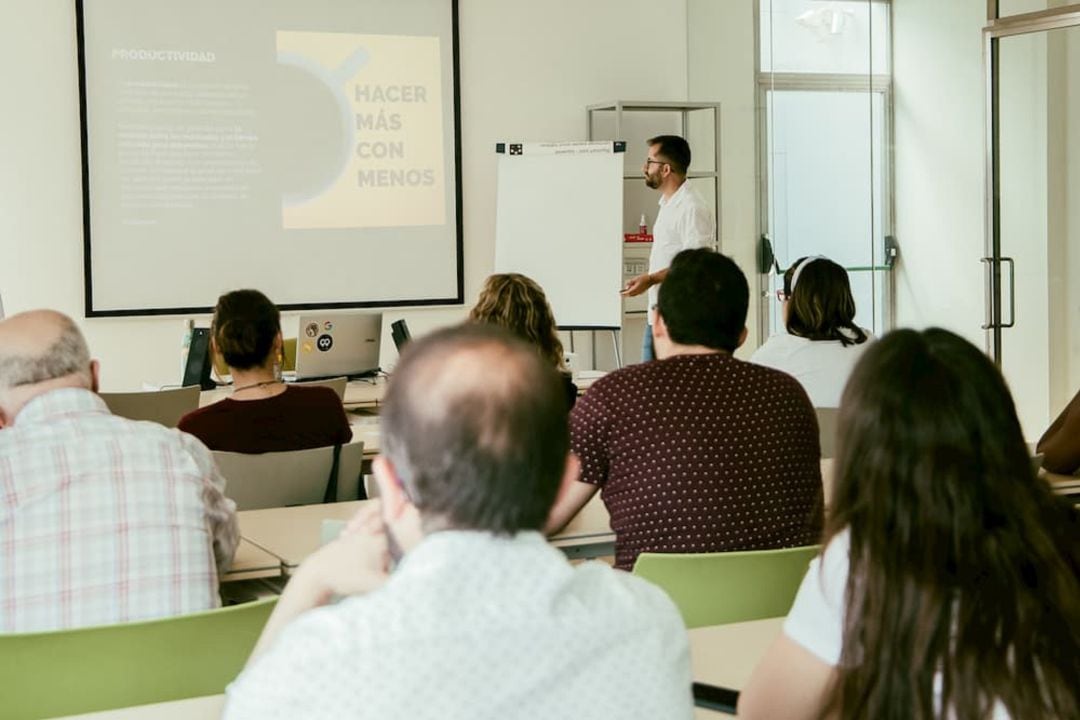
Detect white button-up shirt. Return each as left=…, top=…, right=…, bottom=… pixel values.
left=648, top=181, right=716, bottom=311
left=225, top=531, right=693, bottom=720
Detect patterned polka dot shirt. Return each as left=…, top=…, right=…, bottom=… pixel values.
left=571, top=352, right=824, bottom=570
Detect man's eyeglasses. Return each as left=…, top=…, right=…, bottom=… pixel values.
left=644, top=159, right=668, bottom=167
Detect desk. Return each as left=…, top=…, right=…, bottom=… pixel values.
left=57, top=695, right=225, bottom=719
left=689, top=617, right=784, bottom=717
left=238, top=495, right=614, bottom=573
left=1044, top=471, right=1080, bottom=498
left=201, top=372, right=605, bottom=411
left=199, top=378, right=387, bottom=410
left=221, top=539, right=281, bottom=582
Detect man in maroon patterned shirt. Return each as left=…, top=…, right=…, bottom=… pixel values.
left=548, top=249, right=823, bottom=571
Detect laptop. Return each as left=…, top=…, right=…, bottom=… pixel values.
left=294, top=312, right=382, bottom=380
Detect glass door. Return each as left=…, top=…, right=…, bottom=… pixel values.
left=758, top=0, right=894, bottom=342
left=987, top=8, right=1080, bottom=440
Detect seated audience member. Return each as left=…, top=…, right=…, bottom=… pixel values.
left=224, top=325, right=692, bottom=719
left=178, top=289, right=352, bottom=453
left=1037, top=386, right=1080, bottom=475
left=740, top=329, right=1080, bottom=720
left=750, top=255, right=872, bottom=407
left=547, top=248, right=823, bottom=572
left=468, top=272, right=578, bottom=409
left=0, top=311, right=238, bottom=633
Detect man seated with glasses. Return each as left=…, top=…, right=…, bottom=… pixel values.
left=549, top=249, right=823, bottom=572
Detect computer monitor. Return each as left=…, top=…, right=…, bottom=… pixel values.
left=295, top=312, right=382, bottom=380
left=181, top=327, right=216, bottom=390
left=391, top=319, right=411, bottom=352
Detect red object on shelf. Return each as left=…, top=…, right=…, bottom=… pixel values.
left=624, top=233, right=653, bottom=243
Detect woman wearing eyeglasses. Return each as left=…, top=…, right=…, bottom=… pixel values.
left=739, top=328, right=1080, bottom=719
left=750, top=256, right=871, bottom=407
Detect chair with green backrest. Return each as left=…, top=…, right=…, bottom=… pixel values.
left=0, top=597, right=276, bottom=719
left=632, top=545, right=821, bottom=628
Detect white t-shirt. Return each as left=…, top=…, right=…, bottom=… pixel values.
left=785, top=530, right=1011, bottom=719
left=749, top=331, right=872, bottom=408
left=647, top=181, right=715, bottom=311
left=225, top=531, right=693, bottom=720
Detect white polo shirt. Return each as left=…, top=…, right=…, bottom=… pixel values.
left=648, top=181, right=715, bottom=311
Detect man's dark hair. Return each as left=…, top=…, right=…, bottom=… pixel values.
left=380, top=324, right=569, bottom=534
left=657, top=248, right=749, bottom=352
left=647, top=135, right=691, bottom=175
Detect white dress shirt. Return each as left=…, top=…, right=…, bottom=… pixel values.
left=647, top=181, right=715, bottom=311
left=225, top=530, right=693, bottom=720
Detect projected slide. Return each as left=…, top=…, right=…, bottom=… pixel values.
left=79, top=0, right=461, bottom=315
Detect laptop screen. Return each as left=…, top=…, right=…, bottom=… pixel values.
left=294, top=312, right=382, bottom=380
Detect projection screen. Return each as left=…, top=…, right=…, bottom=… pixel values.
left=77, top=0, right=462, bottom=316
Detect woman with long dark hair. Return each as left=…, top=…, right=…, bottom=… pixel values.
left=739, top=328, right=1079, bottom=719
left=751, top=256, right=871, bottom=407
left=178, top=289, right=352, bottom=453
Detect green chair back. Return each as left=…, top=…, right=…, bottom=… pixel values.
left=632, top=545, right=820, bottom=628
left=0, top=597, right=276, bottom=719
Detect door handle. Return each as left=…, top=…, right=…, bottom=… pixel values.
left=980, top=257, right=1016, bottom=330
left=1000, top=256, right=1015, bottom=329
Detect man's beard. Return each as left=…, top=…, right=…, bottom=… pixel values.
left=644, top=175, right=660, bottom=189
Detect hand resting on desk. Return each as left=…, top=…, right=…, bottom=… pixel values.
left=246, top=502, right=390, bottom=663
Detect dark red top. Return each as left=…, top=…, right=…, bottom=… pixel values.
left=571, top=353, right=824, bottom=571
left=178, top=385, right=352, bottom=454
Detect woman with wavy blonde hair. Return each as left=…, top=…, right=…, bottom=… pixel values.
left=469, top=273, right=576, bottom=408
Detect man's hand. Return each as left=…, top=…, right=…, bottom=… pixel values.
left=246, top=503, right=392, bottom=663
left=621, top=272, right=654, bottom=297
left=296, top=502, right=391, bottom=601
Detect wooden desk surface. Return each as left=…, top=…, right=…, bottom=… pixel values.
left=57, top=694, right=225, bottom=719
left=221, top=539, right=281, bottom=582
left=199, top=378, right=387, bottom=409
left=689, top=616, right=783, bottom=690
left=239, top=495, right=613, bottom=571
left=688, top=617, right=783, bottom=718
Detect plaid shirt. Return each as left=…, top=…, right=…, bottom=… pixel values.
left=0, top=388, right=238, bottom=633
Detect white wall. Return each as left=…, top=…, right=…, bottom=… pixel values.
left=0, top=0, right=688, bottom=389
left=892, top=0, right=987, bottom=347
left=686, top=0, right=760, bottom=356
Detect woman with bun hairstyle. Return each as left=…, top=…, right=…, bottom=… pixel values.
left=178, top=289, right=352, bottom=453
left=468, top=273, right=577, bottom=409
left=751, top=255, right=872, bottom=407
left=739, top=328, right=1080, bottom=720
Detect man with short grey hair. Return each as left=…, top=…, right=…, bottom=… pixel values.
left=0, top=310, right=238, bottom=632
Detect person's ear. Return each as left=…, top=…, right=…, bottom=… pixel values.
left=373, top=456, right=408, bottom=518
left=653, top=312, right=670, bottom=341
left=89, top=360, right=100, bottom=393
left=736, top=326, right=749, bottom=350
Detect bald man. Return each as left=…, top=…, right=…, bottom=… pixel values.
left=0, top=311, right=238, bottom=633
left=225, top=325, right=691, bottom=720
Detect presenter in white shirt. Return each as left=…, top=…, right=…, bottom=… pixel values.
left=621, top=135, right=715, bottom=362
left=225, top=325, right=692, bottom=720
left=739, top=328, right=1080, bottom=720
